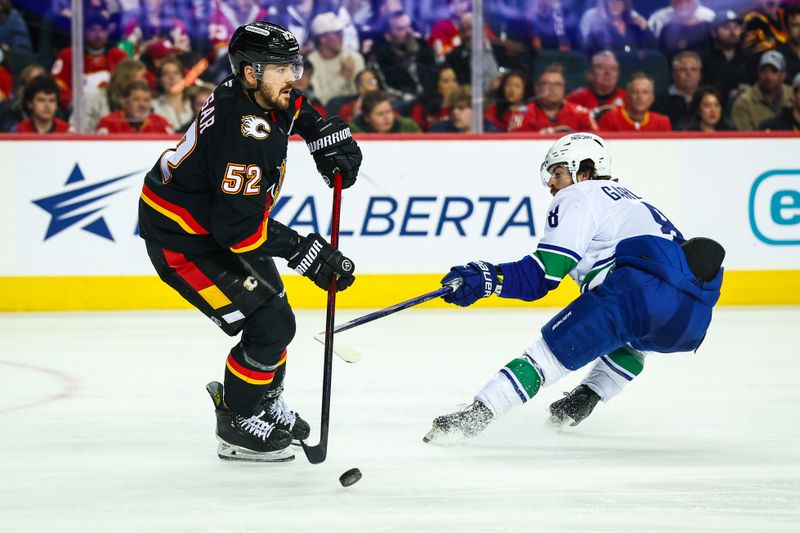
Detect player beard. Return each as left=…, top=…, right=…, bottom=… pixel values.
left=257, top=82, right=293, bottom=110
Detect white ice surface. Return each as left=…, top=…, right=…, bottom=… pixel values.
left=1, top=307, right=799, bottom=532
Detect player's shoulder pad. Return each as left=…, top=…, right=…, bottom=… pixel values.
left=203, top=77, right=256, bottom=136
left=554, top=182, right=593, bottom=203
left=288, top=88, right=307, bottom=114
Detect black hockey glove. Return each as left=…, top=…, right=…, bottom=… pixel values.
left=287, top=232, right=355, bottom=291
left=307, top=116, right=361, bottom=189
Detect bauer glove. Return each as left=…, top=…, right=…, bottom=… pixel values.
left=441, top=261, right=501, bottom=307
left=307, top=116, right=361, bottom=189
left=287, top=232, right=355, bottom=291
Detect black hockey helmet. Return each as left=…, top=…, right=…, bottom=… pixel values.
left=228, top=21, right=302, bottom=79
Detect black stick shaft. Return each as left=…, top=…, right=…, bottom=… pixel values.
left=302, top=173, right=343, bottom=464
left=329, top=285, right=454, bottom=336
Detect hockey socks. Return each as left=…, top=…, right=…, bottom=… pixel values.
left=476, top=337, right=569, bottom=418
left=224, top=344, right=287, bottom=416
left=582, top=346, right=644, bottom=402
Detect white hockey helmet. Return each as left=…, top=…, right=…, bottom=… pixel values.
left=540, top=132, right=611, bottom=186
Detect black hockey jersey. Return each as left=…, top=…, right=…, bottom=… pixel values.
left=139, top=75, right=324, bottom=258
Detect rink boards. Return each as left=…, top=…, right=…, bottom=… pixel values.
left=0, top=133, right=798, bottom=311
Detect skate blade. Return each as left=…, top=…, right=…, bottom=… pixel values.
left=216, top=442, right=295, bottom=462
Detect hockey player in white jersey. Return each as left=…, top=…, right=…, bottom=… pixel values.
left=424, top=132, right=724, bottom=441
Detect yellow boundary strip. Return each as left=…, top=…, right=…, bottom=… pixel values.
left=0, top=271, right=798, bottom=311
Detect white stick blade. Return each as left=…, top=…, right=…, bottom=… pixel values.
left=313, top=333, right=362, bottom=363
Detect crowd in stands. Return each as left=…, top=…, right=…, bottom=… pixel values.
left=1, top=0, right=799, bottom=135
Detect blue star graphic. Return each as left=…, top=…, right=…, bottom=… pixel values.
left=32, top=163, right=140, bottom=241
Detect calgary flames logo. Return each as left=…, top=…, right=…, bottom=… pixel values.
left=241, top=115, right=271, bottom=140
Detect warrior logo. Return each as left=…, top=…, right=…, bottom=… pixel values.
left=241, top=115, right=271, bottom=140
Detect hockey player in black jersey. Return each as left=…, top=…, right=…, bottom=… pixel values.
left=138, top=21, right=362, bottom=462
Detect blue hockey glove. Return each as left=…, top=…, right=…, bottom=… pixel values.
left=441, top=261, right=501, bottom=307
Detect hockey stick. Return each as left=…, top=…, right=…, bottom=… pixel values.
left=313, top=278, right=462, bottom=363
left=301, top=173, right=343, bottom=465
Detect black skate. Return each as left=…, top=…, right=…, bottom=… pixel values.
left=548, top=384, right=600, bottom=427
left=206, top=382, right=294, bottom=462
left=423, top=401, right=494, bottom=442
left=259, top=395, right=311, bottom=442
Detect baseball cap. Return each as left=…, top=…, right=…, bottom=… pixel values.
left=84, top=10, right=110, bottom=29
left=759, top=50, right=786, bottom=71
left=311, top=12, right=346, bottom=36
left=150, top=40, right=175, bottom=61
left=712, top=10, right=742, bottom=28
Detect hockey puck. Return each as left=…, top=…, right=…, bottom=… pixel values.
left=339, top=467, right=362, bottom=487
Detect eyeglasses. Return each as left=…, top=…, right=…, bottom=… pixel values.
left=537, top=81, right=565, bottom=88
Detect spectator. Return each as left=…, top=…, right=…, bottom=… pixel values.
left=151, top=57, right=193, bottom=130
left=367, top=11, right=438, bottom=108
left=698, top=10, right=758, bottom=107
left=743, top=0, right=789, bottom=53
left=598, top=72, right=672, bottom=130
left=508, top=64, right=595, bottom=133
left=485, top=70, right=532, bottom=131
left=582, top=0, right=656, bottom=56
left=444, top=11, right=500, bottom=93
left=293, top=58, right=328, bottom=117
left=529, top=0, right=580, bottom=52
left=759, top=72, right=800, bottom=130
left=653, top=50, right=702, bottom=128
left=648, top=0, right=714, bottom=42
left=14, top=75, right=71, bottom=133
left=566, top=50, right=627, bottom=122
left=485, top=4, right=536, bottom=73
left=0, top=0, right=32, bottom=52
left=657, top=2, right=715, bottom=57
left=307, top=12, right=365, bottom=106
left=314, top=0, right=361, bottom=52
left=431, top=85, right=502, bottom=133
left=337, top=67, right=380, bottom=122
left=681, top=85, right=735, bottom=131
left=732, top=50, right=793, bottom=130
left=410, top=65, right=459, bottom=131
left=0, top=63, right=46, bottom=131
left=96, top=80, right=172, bottom=134
left=51, top=11, right=128, bottom=110
left=81, top=58, right=148, bottom=133
left=208, top=0, right=272, bottom=61
left=349, top=89, right=421, bottom=133
left=0, top=51, right=11, bottom=102
left=428, top=0, right=471, bottom=59
left=778, top=8, right=800, bottom=81
left=278, top=0, right=316, bottom=55
left=121, top=0, right=191, bottom=58
left=177, top=81, right=215, bottom=133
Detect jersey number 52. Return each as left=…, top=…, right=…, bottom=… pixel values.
left=221, top=164, right=262, bottom=195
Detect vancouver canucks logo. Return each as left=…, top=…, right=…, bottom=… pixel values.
left=241, top=115, right=271, bottom=140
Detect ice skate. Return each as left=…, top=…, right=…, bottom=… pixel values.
left=423, top=401, right=494, bottom=442
left=548, top=384, right=600, bottom=427
left=260, top=394, right=311, bottom=442
left=206, top=382, right=294, bottom=462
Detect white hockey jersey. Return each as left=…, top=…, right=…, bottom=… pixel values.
left=533, top=180, right=683, bottom=293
